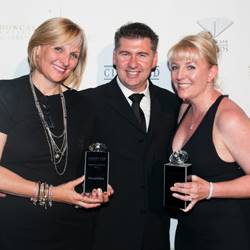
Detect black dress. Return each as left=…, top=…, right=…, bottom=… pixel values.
left=0, top=75, right=95, bottom=250
left=175, top=95, right=250, bottom=250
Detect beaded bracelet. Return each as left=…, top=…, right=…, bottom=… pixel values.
left=31, top=182, right=53, bottom=209
left=48, top=185, right=53, bottom=207
left=31, top=181, right=41, bottom=205
left=206, top=182, right=213, bottom=200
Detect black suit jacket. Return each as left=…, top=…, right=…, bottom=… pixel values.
left=82, top=77, right=180, bottom=250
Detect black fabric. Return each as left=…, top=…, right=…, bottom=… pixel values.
left=129, top=93, right=146, bottom=132
left=0, top=75, right=95, bottom=250
left=82, top=76, right=180, bottom=250
left=175, top=95, right=250, bottom=250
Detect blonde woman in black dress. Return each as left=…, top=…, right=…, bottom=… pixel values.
left=168, top=31, right=250, bottom=250
left=0, top=17, right=112, bottom=250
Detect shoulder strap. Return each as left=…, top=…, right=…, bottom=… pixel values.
left=178, top=104, right=191, bottom=125
left=209, top=94, right=228, bottom=114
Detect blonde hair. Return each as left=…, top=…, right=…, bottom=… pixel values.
left=28, top=17, right=87, bottom=89
left=168, top=31, right=220, bottom=67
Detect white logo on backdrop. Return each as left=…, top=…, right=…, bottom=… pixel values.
left=103, top=65, right=116, bottom=81
left=0, top=25, right=34, bottom=40
left=150, top=67, right=160, bottom=81
left=102, top=65, right=160, bottom=82
left=197, top=18, right=233, bottom=53
left=197, top=18, right=233, bottom=38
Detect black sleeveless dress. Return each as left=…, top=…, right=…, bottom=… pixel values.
left=175, top=95, right=250, bottom=250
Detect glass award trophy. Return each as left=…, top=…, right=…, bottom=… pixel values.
left=83, top=142, right=109, bottom=193
left=164, top=150, right=192, bottom=209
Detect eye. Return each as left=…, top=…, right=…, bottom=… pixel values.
left=70, top=53, right=79, bottom=60
left=119, top=51, right=129, bottom=56
left=54, top=46, right=63, bottom=52
left=138, top=52, right=147, bottom=58
left=170, top=64, right=178, bottom=71
left=187, top=64, right=196, bottom=70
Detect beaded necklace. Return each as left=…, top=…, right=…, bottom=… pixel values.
left=29, top=75, right=68, bottom=176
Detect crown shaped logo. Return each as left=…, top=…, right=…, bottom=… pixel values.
left=197, top=18, right=233, bottom=38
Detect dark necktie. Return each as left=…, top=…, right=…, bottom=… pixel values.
left=129, top=93, right=146, bottom=132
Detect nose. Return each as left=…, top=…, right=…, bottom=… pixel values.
left=128, top=55, right=138, bottom=68
left=176, top=67, right=186, bottom=81
left=60, top=53, right=70, bottom=68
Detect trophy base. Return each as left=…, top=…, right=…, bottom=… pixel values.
left=83, top=151, right=109, bottom=193
left=163, top=163, right=192, bottom=210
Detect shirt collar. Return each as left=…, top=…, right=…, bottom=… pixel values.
left=116, top=76, right=150, bottom=99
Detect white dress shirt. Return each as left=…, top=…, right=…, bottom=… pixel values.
left=116, top=77, right=151, bottom=131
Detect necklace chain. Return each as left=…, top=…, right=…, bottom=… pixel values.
left=29, top=75, right=68, bottom=176
left=189, top=107, right=208, bottom=130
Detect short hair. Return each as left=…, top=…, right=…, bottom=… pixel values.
left=167, top=31, right=220, bottom=67
left=114, top=22, right=159, bottom=52
left=28, top=17, right=87, bottom=89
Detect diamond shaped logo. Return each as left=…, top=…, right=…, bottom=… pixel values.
left=197, top=18, right=233, bottom=38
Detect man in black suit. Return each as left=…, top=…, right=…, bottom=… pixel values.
left=83, top=22, right=180, bottom=250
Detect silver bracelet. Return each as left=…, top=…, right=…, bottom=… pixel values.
left=30, top=182, right=53, bottom=209
left=206, top=182, right=213, bottom=200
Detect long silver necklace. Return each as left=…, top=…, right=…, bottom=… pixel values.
left=29, top=75, right=68, bottom=176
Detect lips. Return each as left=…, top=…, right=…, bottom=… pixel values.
left=176, top=82, right=191, bottom=89
left=126, top=70, right=140, bottom=78
left=53, top=64, right=67, bottom=74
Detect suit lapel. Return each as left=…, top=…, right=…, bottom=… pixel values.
left=148, top=83, right=165, bottom=136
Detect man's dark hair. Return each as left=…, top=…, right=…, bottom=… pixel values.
left=114, top=22, right=159, bottom=52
